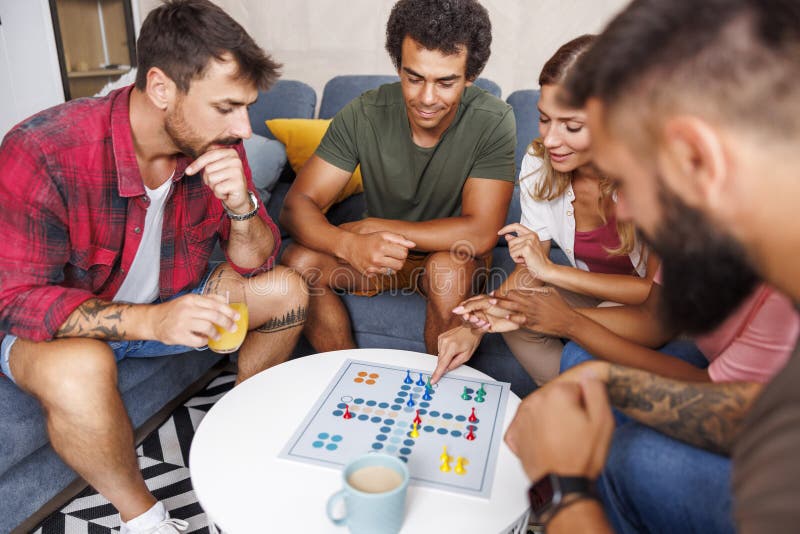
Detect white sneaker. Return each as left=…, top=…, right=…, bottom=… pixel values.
left=141, top=518, right=189, bottom=534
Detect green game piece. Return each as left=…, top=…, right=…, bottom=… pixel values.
left=475, top=393, right=486, bottom=403
left=461, top=386, right=471, bottom=400
left=426, top=375, right=433, bottom=390
left=477, top=383, right=486, bottom=396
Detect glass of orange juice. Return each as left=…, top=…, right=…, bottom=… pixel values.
left=205, top=278, right=248, bottom=354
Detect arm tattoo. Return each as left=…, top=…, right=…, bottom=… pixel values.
left=56, top=299, right=133, bottom=340
left=256, top=306, right=307, bottom=334
left=607, top=364, right=762, bottom=455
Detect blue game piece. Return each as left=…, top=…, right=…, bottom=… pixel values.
left=406, top=393, right=415, bottom=407
left=416, top=373, right=425, bottom=386
left=422, top=389, right=432, bottom=401
left=404, top=370, right=413, bottom=384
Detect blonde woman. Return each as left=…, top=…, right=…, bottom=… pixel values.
left=434, top=35, right=658, bottom=385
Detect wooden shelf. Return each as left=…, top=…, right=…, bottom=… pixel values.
left=67, top=68, right=130, bottom=79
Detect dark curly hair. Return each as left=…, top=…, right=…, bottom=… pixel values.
left=135, top=0, right=281, bottom=93
left=385, top=0, right=492, bottom=81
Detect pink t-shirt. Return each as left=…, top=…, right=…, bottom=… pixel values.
left=655, top=269, right=799, bottom=383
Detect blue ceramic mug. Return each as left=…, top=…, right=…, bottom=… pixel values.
left=326, top=453, right=409, bottom=534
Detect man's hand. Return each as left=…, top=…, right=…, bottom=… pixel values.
left=505, top=377, right=615, bottom=482
left=145, top=293, right=240, bottom=347
left=499, top=223, right=554, bottom=282
left=483, top=288, right=581, bottom=338
left=340, top=230, right=416, bottom=276
left=432, top=325, right=483, bottom=384
left=186, top=147, right=251, bottom=214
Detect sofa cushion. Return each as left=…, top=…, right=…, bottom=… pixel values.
left=243, top=134, right=287, bottom=204
left=266, top=118, right=363, bottom=209
left=319, top=75, right=400, bottom=120
left=248, top=80, right=316, bottom=138
left=506, top=89, right=541, bottom=176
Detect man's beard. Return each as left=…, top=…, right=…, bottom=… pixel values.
left=643, top=183, right=759, bottom=335
left=165, top=101, right=239, bottom=162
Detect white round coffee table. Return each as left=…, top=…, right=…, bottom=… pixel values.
left=190, top=348, right=530, bottom=533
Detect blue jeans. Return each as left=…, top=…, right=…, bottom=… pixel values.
left=560, top=338, right=710, bottom=373
left=601, top=422, right=734, bottom=534
left=559, top=341, right=733, bottom=533
left=1, top=263, right=219, bottom=383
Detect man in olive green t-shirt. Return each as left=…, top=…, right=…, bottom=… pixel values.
left=280, top=0, right=516, bottom=355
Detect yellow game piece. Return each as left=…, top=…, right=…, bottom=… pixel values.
left=440, top=445, right=450, bottom=463
left=439, top=456, right=451, bottom=472
left=410, top=422, right=419, bottom=438
left=454, top=456, right=467, bottom=475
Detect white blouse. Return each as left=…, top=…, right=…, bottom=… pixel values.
left=518, top=152, right=647, bottom=277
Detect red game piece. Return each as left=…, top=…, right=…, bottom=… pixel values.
left=343, top=404, right=353, bottom=419
left=468, top=407, right=477, bottom=423
left=413, top=409, right=422, bottom=425
left=465, top=425, right=476, bottom=441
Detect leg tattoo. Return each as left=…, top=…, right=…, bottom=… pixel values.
left=256, top=306, right=308, bottom=334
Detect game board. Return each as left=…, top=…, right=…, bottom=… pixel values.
left=279, top=359, right=510, bottom=498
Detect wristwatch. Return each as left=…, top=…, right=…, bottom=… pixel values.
left=528, top=474, right=597, bottom=525
left=224, top=191, right=259, bottom=221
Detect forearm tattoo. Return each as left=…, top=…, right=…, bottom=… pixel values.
left=607, top=364, right=761, bottom=455
left=256, top=306, right=307, bottom=334
left=56, top=299, right=132, bottom=340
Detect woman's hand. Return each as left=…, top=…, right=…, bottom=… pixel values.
left=499, top=223, right=554, bottom=283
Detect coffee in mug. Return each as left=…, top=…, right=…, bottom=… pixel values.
left=326, top=453, right=409, bottom=534
left=347, top=465, right=404, bottom=494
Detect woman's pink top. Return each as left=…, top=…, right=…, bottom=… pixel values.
left=573, top=217, right=635, bottom=275
left=696, top=285, right=799, bottom=383
left=655, top=267, right=799, bottom=383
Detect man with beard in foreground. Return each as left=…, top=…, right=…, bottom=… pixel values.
left=0, top=1, right=308, bottom=532
left=458, top=0, right=800, bottom=532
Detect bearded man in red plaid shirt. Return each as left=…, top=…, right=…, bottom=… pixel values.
left=0, top=1, right=308, bottom=532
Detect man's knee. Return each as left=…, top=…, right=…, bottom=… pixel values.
left=13, top=339, right=117, bottom=404
left=423, top=251, right=480, bottom=304
left=559, top=341, right=596, bottom=373
left=280, top=243, right=327, bottom=282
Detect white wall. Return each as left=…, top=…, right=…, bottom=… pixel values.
left=0, top=0, right=65, bottom=138
left=138, top=0, right=629, bottom=99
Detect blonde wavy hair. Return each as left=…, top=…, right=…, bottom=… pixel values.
left=524, top=139, right=636, bottom=257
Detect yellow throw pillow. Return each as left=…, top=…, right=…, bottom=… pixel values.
left=265, top=118, right=363, bottom=211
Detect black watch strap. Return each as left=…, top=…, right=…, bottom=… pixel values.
left=529, top=474, right=598, bottom=525
left=557, top=476, right=595, bottom=495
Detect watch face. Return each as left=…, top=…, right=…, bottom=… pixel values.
left=529, top=475, right=555, bottom=512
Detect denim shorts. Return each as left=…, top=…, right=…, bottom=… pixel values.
left=1, top=262, right=220, bottom=384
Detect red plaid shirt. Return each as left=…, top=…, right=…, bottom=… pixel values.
left=0, top=85, right=280, bottom=343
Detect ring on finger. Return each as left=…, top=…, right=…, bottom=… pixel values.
left=385, top=267, right=394, bottom=276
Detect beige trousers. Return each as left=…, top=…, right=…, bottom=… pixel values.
left=501, top=287, right=604, bottom=386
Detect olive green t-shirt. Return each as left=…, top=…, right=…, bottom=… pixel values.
left=315, top=83, right=516, bottom=222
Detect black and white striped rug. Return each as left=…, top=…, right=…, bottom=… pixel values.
left=32, top=373, right=236, bottom=534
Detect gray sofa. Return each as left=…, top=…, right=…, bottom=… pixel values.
left=0, top=76, right=547, bottom=531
